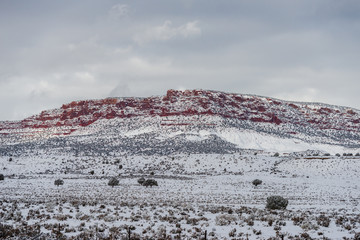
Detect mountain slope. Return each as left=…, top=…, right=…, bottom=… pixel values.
left=0, top=89, right=359, bottom=155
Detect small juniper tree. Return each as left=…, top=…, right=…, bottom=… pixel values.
left=108, top=177, right=119, bottom=188
left=54, top=179, right=64, bottom=187
left=137, top=177, right=145, bottom=185
left=142, top=179, right=158, bottom=187
left=0, top=174, right=4, bottom=181
left=252, top=179, right=262, bottom=186
left=266, top=196, right=288, bottom=210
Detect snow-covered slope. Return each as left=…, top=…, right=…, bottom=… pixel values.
left=0, top=89, right=359, bottom=155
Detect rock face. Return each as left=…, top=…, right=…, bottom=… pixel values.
left=0, top=89, right=359, bottom=155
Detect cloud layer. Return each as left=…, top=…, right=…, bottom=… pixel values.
left=0, top=0, right=360, bottom=120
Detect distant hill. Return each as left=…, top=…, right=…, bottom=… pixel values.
left=0, top=89, right=359, bottom=156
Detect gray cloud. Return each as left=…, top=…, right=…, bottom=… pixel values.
left=133, top=20, right=201, bottom=45
left=108, top=4, right=129, bottom=20
left=0, top=0, right=360, bottom=120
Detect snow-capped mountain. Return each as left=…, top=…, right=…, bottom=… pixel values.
left=0, top=89, right=359, bottom=156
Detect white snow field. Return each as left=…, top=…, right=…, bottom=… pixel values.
left=1, top=152, right=360, bottom=239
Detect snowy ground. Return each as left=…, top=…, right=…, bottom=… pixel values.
left=1, top=152, right=360, bottom=239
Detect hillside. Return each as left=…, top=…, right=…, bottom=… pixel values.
left=0, top=89, right=359, bottom=156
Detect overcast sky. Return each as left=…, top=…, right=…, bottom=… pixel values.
left=1, top=0, right=360, bottom=120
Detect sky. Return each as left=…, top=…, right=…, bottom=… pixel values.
left=1, top=0, right=360, bottom=121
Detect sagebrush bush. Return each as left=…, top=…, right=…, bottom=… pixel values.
left=108, top=177, right=119, bottom=187
left=137, top=177, right=145, bottom=185
left=215, top=214, right=237, bottom=226
left=317, top=214, right=330, bottom=227
left=266, top=196, right=288, bottom=210
left=54, top=179, right=64, bottom=186
left=0, top=174, right=4, bottom=181
left=252, top=179, right=262, bottom=186
left=142, top=179, right=158, bottom=187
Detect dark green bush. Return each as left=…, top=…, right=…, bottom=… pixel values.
left=266, top=196, right=288, bottom=210
left=137, top=177, right=145, bottom=185
left=54, top=179, right=64, bottom=186
left=252, top=179, right=262, bottom=186
left=142, top=179, right=158, bottom=187
left=108, top=177, right=119, bottom=187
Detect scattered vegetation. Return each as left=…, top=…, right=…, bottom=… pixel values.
left=1, top=153, right=359, bottom=239
left=0, top=174, right=4, bottom=181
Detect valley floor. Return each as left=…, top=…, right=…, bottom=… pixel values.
left=1, top=153, right=360, bottom=239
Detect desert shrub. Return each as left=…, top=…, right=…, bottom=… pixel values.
left=142, top=179, right=158, bottom=187
left=300, top=232, right=312, bottom=239
left=89, top=170, right=94, bottom=175
left=335, top=216, right=346, bottom=226
left=356, top=153, right=360, bottom=157
left=54, top=179, right=64, bottom=186
left=266, top=196, right=288, bottom=210
left=252, top=179, right=262, bottom=186
left=292, top=216, right=305, bottom=226
left=137, top=177, right=145, bottom=185
left=108, top=177, right=119, bottom=187
left=324, top=153, right=330, bottom=156
left=215, top=214, right=237, bottom=226
left=301, top=221, right=319, bottom=231
left=0, top=174, right=4, bottom=181
left=317, top=215, right=330, bottom=227
left=273, top=152, right=279, bottom=157
left=344, top=224, right=352, bottom=230
left=335, top=153, right=341, bottom=157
